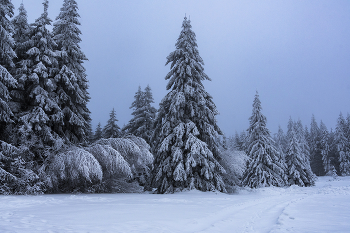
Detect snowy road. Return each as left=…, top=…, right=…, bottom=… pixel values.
left=0, top=177, right=349, bottom=233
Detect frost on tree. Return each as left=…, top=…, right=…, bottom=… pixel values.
left=102, top=108, right=120, bottom=138
left=53, top=0, right=91, bottom=143
left=11, top=0, right=62, bottom=158
left=151, top=17, right=225, bottom=193
left=242, top=92, right=287, bottom=188
left=286, top=120, right=315, bottom=187
left=123, top=85, right=157, bottom=144
left=335, top=113, right=350, bottom=176
left=0, top=0, right=17, bottom=138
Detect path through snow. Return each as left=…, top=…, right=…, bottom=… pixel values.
left=0, top=176, right=349, bottom=232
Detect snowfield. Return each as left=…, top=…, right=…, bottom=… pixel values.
left=1, top=176, right=349, bottom=233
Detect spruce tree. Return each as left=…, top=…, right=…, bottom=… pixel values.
left=53, top=0, right=90, bottom=143
left=93, top=122, right=103, bottom=141
left=0, top=0, right=17, bottom=139
left=9, top=3, right=31, bottom=123
left=11, top=3, right=30, bottom=66
left=242, top=92, right=286, bottom=188
left=295, top=120, right=311, bottom=162
left=335, top=113, right=350, bottom=176
left=123, top=85, right=156, bottom=144
left=102, top=108, right=120, bottom=139
left=151, top=17, right=225, bottom=193
left=12, top=0, right=61, bottom=158
left=320, top=121, right=331, bottom=174
left=286, top=123, right=315, bottom=186
left=309, top=115, right=325, bottom=176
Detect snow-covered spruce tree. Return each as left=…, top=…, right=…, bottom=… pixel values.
left=11, top=0, right=62, bottom=160
left=275, top=125, right=287, bottom=172
left=242, top=92, right=287, bottom=188
left=231, top=131, right=246, bottom=151
left=11, top=3, right=31, bottom=67
left=52, top=0, right=90, bottom=143
left=93, top=122, right=103, bottom=141
left=123, top=85, right=156, bottom=144
left=286, top=124, right=315, bottom=186
left=319, top=121, right=331, bottom=174
left=295, top=120, right=311, bottom=162
left=151, top=17, right=225, bottom=193
left=308, top=115, right=325, bottom=176
left=0, top=0, right=17, bottom=140
left=102, top=108, right=120, bottom=138
left=9, top=3, right=31, bottom=119
left=335, top=113, right=350, bottom=176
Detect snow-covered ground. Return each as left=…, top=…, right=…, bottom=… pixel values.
left=1, top=176, right=349, bottom=233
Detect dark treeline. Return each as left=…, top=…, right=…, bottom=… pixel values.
left=1, top=1, right=349, bottom=195
left=230, top=110, right=350, bottom=180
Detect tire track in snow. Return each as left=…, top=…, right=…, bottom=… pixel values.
left=184, top=194, right=306, bottom=233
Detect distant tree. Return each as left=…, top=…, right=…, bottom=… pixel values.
left=275, top=125, right=287, bottom=175
left=327, top=128, right=339, bottom=175
left=0, top=0, right=17, bottom=140
left=275, top=125, right=287, bottom=154
left=123, top=85, right=156, bottom=144
left=242, top=92, right=287, bottom=188
left=151, top=17, right=225, bottom=193
left=53, top=0, right=91, bottom=143
left=102, top=108, right=120, bottom=139
left=231, top=131, right=246, bottom=151
left=93, top=122, right=103, bottom=141
left=295, top=119, right=310, bottom=162
left=308, top=115, right=325, bottom=176
left=335, top=113, right=350, bottom=176
left=286, top=124, right=315, bottom=187
left=319, top=121, right=331, bottom=174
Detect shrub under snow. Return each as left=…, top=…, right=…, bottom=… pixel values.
left=44, top=147, right=103, bottom=192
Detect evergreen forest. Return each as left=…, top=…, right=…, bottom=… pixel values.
left=1, top=0, right=349, bottom=195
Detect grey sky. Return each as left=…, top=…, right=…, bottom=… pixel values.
left=13, top=0, right=350, bottom=135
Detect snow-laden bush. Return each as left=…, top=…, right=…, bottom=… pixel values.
left=44, top=147, right=103, bottom=192
left=219, top=150, right=249, bottom=192
left=86, top=144, right=132, bottom=179
left=94, top=136, right=153, bottom=186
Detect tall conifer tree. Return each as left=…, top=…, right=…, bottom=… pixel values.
left=0, top=0, right=17, bottom=139
left=10, top=3, right=31, bottom=121
left=12, top=0, right=61, bottom=158
left=53, top=0, right=90, bottom=143
left=151, top=17, right=225, bottom=193
left=242, top=92, right=286, bottom=188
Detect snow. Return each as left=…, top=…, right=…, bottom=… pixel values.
left=1, top=176, right=349, bottom=233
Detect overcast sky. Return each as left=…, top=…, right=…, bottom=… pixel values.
left=13, top=0, right=350, bottom=136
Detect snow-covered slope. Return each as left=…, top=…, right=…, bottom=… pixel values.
left=0, top=176, right=349, bottom=233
